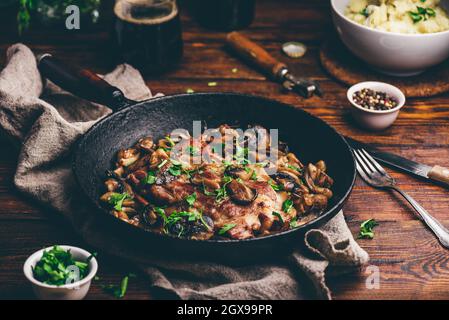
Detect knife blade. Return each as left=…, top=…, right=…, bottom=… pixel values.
left=345, top=136, right=449, bottom=187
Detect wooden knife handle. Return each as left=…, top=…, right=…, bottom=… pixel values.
left=226, top=31, right=286, bottom=77
left=428, top=165, right=449, bottom=186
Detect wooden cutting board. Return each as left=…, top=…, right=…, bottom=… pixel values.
left=320, top=37, right=449, bottom=98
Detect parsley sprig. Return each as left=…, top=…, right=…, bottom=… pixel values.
left=358, top=219, right=379, bottom=239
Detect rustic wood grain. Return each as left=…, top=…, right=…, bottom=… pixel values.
left=1, top=0, right=449, bottom=300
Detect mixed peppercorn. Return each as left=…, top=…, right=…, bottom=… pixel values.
left=352, top=88, right=398, bottom=111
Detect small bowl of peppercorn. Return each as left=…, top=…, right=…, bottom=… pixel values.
left=347, top=81, right=406, bottom=131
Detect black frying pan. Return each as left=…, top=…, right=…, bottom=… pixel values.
left=38, top=55, right=356, bottom=263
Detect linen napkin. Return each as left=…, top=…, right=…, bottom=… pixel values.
left=0, top=43, right=369, bottom=300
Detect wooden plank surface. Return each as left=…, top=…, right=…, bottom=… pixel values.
left=1, top=0, right=449, bottom=300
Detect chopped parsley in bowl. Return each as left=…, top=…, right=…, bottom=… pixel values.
left=32, top=246, right=95, bottom=286
left=23, top=245, right=98, bottom=300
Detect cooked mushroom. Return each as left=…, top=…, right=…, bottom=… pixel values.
left=141, top=205, right=159, bottom=226
left=137, top=137, right=154, bottom=152
left=118, top=148, right=140, bottom=167
left=104, top=179, right=120, bottom=192
left=226, top=180, right=258, bottom=205
left=270, top=171, right=301, bottom=191
left=224, top=165, right=252, bottom=180
left=149, top=148, right=169, bottom=169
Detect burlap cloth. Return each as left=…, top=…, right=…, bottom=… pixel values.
left=0, top=44, right=369, bottom=300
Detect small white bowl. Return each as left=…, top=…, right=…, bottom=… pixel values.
left=331, top=0, right=449, bottom=76
left=23, top=245, right=98, bottom=300
left=347, top=81, right=406, bottom=131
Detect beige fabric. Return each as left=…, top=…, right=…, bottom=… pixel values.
left=0, top=44, right=369, bottom=300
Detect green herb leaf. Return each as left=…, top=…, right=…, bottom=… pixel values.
left=108, top=193, right=129, bottom=211
left=358, top=219, right=379, bottom=239
left=158, top=159, right=168, bottom=169
left=142, top=171, right=156, bottom=185
left=282, top=199, right=294, bottom=213
left=186, top=146, right=199, bottom=156
left=219, top=223, right=237, bottom=235
left=185, top=193, right=197, bottom=206
left=272, top=212, right=284, bottom=224
left=154, top=207, right=168, bottom=225
left=360, top=7, right=370, bottom=17
left=268, top=179, right=283, bottom=191
left=290, top=217, right=300, bottom=229
left=168, top=165, right=182, bottom=176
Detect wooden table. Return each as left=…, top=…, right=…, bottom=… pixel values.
left=1, top=0, right=449, bottom=300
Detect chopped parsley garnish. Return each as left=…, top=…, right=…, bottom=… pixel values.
left=165, top=136, right=176, bottom=147
left=282, top=199, right=294, bottom=213
left=250, top=170, right=258, bottom=181
left=185, top=192, right=197, bottom=206
left=215, top=176, right=233, bottom=203
left=409, top=6, right=436, bottom=23
left=360, top=7, right=370, bottom=17
left=358, top=219, right=379, bottom=239
left=290, top=217, right=300, bottom=229
left=32, top=246, right=93, bottom=286
left=269, top=179, right=283, bottom=191
left=168, top=164, right=182, bottom=176
left=272, top=212, right=284, bottom=224
left=108, top=192, right=130, bottom=211
left=163, top=210, right=210, bottom=236
left=142, top=171, right=156, bottom=185
left=219, top=223, right=237, bottom=235
left=186, top=146, right=199, bottom=156
left=101, top=274, right=133, bottom=299
left=158, top=159, right=168, bottom=169
left=234, top=146, right=250, bottom=165
left=287, top=164, right=302, bottom=173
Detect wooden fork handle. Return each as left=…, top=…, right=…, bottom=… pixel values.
left=428, top=165, right=449, bottom=187
left=226, top=31, right=286, bottom=77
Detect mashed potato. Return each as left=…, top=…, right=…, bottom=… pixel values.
left=345, top=0, right=449, bottom=34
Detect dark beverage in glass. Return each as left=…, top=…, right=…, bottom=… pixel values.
left=193, top=0, right=256, bottom=31
left=114, top=0, right=183, bottom=74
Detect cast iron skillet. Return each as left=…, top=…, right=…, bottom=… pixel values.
left=38, top=55, right=356, bottom=262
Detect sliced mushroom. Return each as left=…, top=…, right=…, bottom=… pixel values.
left=270, top=171, right=301, bottom=191
left=311, top=194, right=328, bottom=211
left=149, top=148, right=169, bottom=169
left=121, top=206, right=137, bottom=216
left=315, top=160, right=326, bottom=172
left=224, top=165, right=252, bottom=180
left=226, top=180, right=258, bottom=205
left=104, top=179, right=119, bottom=192
left=141, top=205, right=159, bottom=226
left=117, top=148, right=140, bottom=167
left=137, top=137, right=154, bottom=152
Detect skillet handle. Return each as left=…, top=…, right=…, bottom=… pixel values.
left=38, top=54, right=133, bottom=111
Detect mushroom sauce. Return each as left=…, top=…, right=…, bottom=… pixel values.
left=100, top=125, right=334, bottom=240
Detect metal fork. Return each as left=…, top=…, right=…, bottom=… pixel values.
left=353, top=149, right=449, bottom=249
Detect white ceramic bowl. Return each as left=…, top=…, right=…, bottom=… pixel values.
left=23, top=245, right=98, bottom=300
left=331, top=0, right=449, bottom=76
left=347, top=81, right=406, bottom=131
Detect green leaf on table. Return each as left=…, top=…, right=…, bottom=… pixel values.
left=358, top=219, right=379, bottom=239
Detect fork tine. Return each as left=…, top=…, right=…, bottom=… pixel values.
left=356, top=149, right=377, bottom=174
left=361, top=149, right=388, bottom=176
left=354, top=158, right=372, bottom=183
left=353, top=150, right=373, bottom=177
